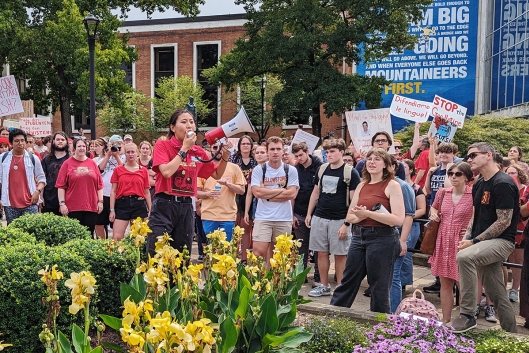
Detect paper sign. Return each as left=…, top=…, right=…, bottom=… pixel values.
left=427, top=115, right=458, bottom=143
left=228, top=138, right=239, bottom=153
left=345, top=109, right=394, bottom=153
left=390, top=95, right=432, bottom=123
left=290, top=130, right=320, bottom=154
left=0, top=76, right=24, bottom=118
left=430, top=95, right=467, bottom=128
left=19, top=116, right=52, bottom=137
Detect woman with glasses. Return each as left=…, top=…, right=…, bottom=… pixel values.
left=330, top=148, right=405, bottom=313
left=229, top=135, right=257, bottom=260
left=428, top=162, right=474, bottom=323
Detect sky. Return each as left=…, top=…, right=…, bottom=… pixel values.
left=125, top=0, right=246, bottom=20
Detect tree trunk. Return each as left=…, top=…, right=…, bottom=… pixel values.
left=57, top=66, right=72, bottom=135
left=311, top=105, right=322, bottom=138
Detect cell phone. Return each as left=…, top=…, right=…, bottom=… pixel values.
left=371, top=203, right=390, bottom=214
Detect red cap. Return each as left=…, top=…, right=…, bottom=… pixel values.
left=68, top=138, right=73, bottom=143
left=0, top=137, right=10, bottom=147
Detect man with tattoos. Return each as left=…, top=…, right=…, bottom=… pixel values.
left=451, top=142, right=519, bottom=333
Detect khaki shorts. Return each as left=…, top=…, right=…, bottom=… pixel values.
left=308, top=215, right=351, bottom=255
left=253, top=220, right=292, bottom=243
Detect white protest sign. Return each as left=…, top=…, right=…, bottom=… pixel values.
left=345, top=108, right=394, bottom=153
left=390, top=95, right=432, bottom=123
left=0, top=75, right=24, bottom=118
left=290, top=130, right=320, bottom=154
left=427, top=115, right=458, bottom=143
left=19, top=116, right=52, bottom=137
left=228, top=138, right=239, bottom=153
left=430, top=95, right=467, bottom=128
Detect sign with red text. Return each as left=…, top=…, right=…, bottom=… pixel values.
left=430, top=95, right=467, bottom=128
left=390, top=95, right=432, bottom=123
left=345, top=108, right=394, bottom=153
left=19, top=116, right=52, bottom=137
left=0, top=76, right=24, bottom=118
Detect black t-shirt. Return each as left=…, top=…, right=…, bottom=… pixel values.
left=41, top=154, right=70, bottom=208
left=472, top=171, right=520, bottom=243
left=294, top=155, right=322, bottom=216
left=313, top=163, right=361, bottom=220
left=428, top=166, right=447, bottom=206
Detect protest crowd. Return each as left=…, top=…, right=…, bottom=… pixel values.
left=3, top=108, right=529, bottom=335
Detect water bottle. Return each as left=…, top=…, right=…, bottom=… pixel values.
left=214, top=183, right=221, bottom=199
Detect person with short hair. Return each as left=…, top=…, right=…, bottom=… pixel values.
left=342, top=151, right=355, bottom=166
left=124, top=134, right=133, bottom=144
left=0, top=127, right=9, bottom=139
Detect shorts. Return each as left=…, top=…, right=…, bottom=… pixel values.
left=252, top=220, right=292, bottom=243
left=115, top=195, right=148, bottom=220
left=96, top=196, right=111, bottom=226
left=308, top=215, right=351, bottom=255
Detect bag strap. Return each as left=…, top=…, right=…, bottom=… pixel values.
left=2, top=151, right=35, bottom=166
left=262, top=163, right=289, bottom=188
left=343, top=163, right=353, bottom=207
left=412, top=288, right=425, bottom=300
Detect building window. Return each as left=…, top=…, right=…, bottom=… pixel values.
left=195, top=43, right=220, bottom=128
left=121, top=61, right=134, bottom=88
left=153, top=46, right=176, bottom=97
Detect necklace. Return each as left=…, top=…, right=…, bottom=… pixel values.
left=12, top=155, right=24, bottom=170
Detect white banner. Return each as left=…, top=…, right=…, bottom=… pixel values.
left=290, top=129, right=320, bottom=154
left=0, top=75, right=24, bottom=118
left=19, top=116, right=52, bottom=137
left=430, top=95, right=467, bottom=128
left=390, top=95, right=432, bottom=123
left=345, top=108, right=394, bottom=153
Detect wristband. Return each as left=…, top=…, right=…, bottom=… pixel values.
left=59, top=201, right=65, bottom=205
left=98, top=200, right=104, bottom=204
left=109, top=209, right=115, bottom=212
left=178, top=150, right=187, bottom=160
left=472, top=238, right=481, bottom=244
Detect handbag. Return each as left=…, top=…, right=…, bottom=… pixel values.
left=420, top=188, right=446, bottom=255
left=395, top=289, right=440, bottom=321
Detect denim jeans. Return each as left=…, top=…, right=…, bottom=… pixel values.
left=400, top=222, right=421, bottom=286
left=331, top=225, right=400, bottom=313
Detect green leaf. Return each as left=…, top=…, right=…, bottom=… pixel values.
left=218, top=317, right=238, bottom=353
left=89, top=347, right=103, bottom=353
left=277, top=304, right=296, bottom=329
left=129, top=274, right=146, bottom=297
left=71, top=324, right=84, bottom=353
left=99, top=314, right=123, bottom=331
left=256, top=295, right=279, bottom=338
left=234, top=286, right=251, bottom=319
left=280, top=332, right=313, bottom=348
left=101, top=341, right=126, bottom=353
left=158, top=287, right=180, bottom=313
left=58, top=331, right=73, bottom=353
left=120, top=283, right=144, bottom=304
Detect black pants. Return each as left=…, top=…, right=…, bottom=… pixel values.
left=147, top=195, right=194, bottom=257
left=68, top=211, right=98, bottom=236
left=41, top=205, right=61, bottom=216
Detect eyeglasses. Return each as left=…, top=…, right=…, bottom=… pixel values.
left=447, top=171, right=464, bottom=177
left=374, top=139, right=388, bottom=144
left=507, top=171, right=518, bottom=176
left=466, top=152, right=488, bottom=160
left=394, top=146, right=402, bottom=149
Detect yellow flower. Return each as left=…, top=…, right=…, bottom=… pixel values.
left=186, top=264, right=203, bottom=284
left=38, top=264, right=63, bottom=283
left=274, top=233, right=296, bottom=255
left=251, top=281, right=261, bottom=291
left=64, top=271, right=96, bottom=315
left=51, top=264, right=64, bottom=280
left=0, top=341, right=13, bottom=351
left=122, top=297, right=153, bottom=324
left=144, top=266, right=169, bottom=294
left=211, top=254, right=237, bottom=277
left=120, top=315, right=146, bottom=349
left=246, top=250, right=258, bottom=263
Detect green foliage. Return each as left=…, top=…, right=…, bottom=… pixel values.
left=59, top=239, right=138, bottom=317
left=300, top=315, right=365, bottom=353
left=8, top=213, right=91, bottom=247
left=0, top=226, right=36, bottom=246
left=463, top=328, right=529, bottom=353
left=0, top=242, right=88, bottom=353
left=394, top=116, right=529, bottom=161
left=207, top=0, right=431, bottom=136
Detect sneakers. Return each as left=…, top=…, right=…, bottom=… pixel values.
left=423, top=281, right=441, bottom=293
left=363, top=287, right=371, bottom=297
left=485, top=305, right=497, bottom=323
left=312, top=281, right=321, bottom=289
left=197, top=255, right=205, bottom=263
left=509, top=289, right=519, bottom=302
left=474, top=304, right=480, bottom=319
left=308, top=284, right=331, bottom=297
left=451, top=315, right=477, bottom=333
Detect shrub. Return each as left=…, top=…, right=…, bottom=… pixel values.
left=464, top=329, right=529, bottom=353
left=0, top=242, right=88, bottom=353
left=8, top=213, right=91, bottom=246
left=301, top=315, right=366, bottom=353
left=0, top=227, right=36, bottom=246
left=59, top=238, right=138, bottom=317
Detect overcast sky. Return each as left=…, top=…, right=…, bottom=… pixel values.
left=125, top=1, right=246, bottom=20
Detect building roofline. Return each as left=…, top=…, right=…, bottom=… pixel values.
left=122, top=13, right=247, bottom=27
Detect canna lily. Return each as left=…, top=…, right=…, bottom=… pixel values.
left=64, top=271, right=96, bottom=315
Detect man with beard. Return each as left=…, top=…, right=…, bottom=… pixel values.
left=41, top=132, right=70, bottom=215
left=197, top=142, right=246, bottom=241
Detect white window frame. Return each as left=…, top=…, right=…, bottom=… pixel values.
left=150, top=43, right=178, bottom=99
left=193, top=40, right=221, bottom=130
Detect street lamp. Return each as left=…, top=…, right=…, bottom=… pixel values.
left=260, top=77, right=266, bottom=139
left=83, top=13, right=100, bottom=140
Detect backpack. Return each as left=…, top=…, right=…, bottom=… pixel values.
left=317, top=162, right=354, bottom=207
left=261, top=163, right=290, bottom=188
left=395, top=289, right=440, bottom=321
left=2, top=151, right=36, bottom=167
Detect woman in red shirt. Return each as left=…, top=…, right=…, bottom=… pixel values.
left=56, top=138, right=104, bottom=235
left=109, top=143, right=152, bottom=240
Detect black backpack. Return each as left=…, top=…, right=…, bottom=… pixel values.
left=261, top=163, right=290, bottom=188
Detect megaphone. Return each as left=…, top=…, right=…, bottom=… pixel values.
left=204, top=106, right=256, bottom=145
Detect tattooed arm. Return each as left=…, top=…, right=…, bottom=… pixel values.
left=474, top=208, right=514, bottom=241
left=462, top=209, right=474, bottom=240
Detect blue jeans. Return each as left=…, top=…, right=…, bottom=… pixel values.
left=202, top=220, right=236, bottom=241
left=331, top=225, right=400, bottom=313
left=400, top=222, right=421, bottom=286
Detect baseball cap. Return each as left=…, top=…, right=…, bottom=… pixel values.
left=109, top=135, right=123, bottom=143
left=0, top=137, right=10, bottom=147
left=123, top=134, right=133, bottom=141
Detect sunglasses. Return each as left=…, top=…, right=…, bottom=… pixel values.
left=447, top=171, right=463, bottom=177
left=466, top=152, right=487, bottom=160
left=394, top=146, right=402, bottom=149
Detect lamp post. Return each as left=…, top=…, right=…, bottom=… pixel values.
left=260, top=77, right=266, bottom=140
left=83, top=14, right=100, bottom=140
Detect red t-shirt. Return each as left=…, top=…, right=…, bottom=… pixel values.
left=110, top=165, right=150, bottom=199
left=55, top=157, right=104, bottom=212
left=9, top=157, right=32, bottom=208
left=414, top=149, right=430, bottom=187
left=152, top=137, right=217, bottom=197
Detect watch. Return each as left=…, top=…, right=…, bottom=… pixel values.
left=109, top=209, right=115, bottom=212
left=343, top=221, right=351, bottom=227
left=472, top=238, right=481, bottom=244
left=178, top=150, right=187, bottom=160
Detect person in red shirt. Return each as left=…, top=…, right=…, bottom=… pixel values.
left=148, top=109, right=231, bottom=256
left=413, top=137, right=430, bottom=188
left=109, top=143, right=151, bottom=240
left=56, top=138, right=104, bottom=235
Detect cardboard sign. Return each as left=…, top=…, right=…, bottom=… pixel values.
left=427, top=115, right=458, bottom=143
left=0, top=76, right=24, bottom=118
left=390, top=95, right=432, bottom=123
left=430, top=95, right=467, bottom=128
left=345, top=108, right=394, bottom=153
left=290, top=129, right=320, bottom=154
left=19, top=116, right=52, bottom=137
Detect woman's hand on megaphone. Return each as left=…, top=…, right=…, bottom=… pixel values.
left=183, top=131, right=196, bottom=151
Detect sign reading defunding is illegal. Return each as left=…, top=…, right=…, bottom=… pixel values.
left=390, top=95, right=432, bottom=123
left=0, top=75, right=24, bottom=118
left=19, top=116, right=52, bottom=137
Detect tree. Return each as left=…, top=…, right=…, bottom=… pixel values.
left=0, top=0, right=204, bottom=135
left=206, top=0, right=431, bottom=137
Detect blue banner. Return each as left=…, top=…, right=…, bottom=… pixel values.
left=356, top=1, right=479, bottom=132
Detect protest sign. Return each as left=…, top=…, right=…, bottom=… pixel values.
left=427, top=116, right=458, bottom=143
left=390, top=95, right=432, bottom=123
left=290, top=130, right=320, bottom=154
left=19, top=116, right=52, bottom=137
left=0, top=76, right=24, bottom=118
left=430, top=95, right=467, bottom=128
left=346, top=108, right=394, bottom=153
